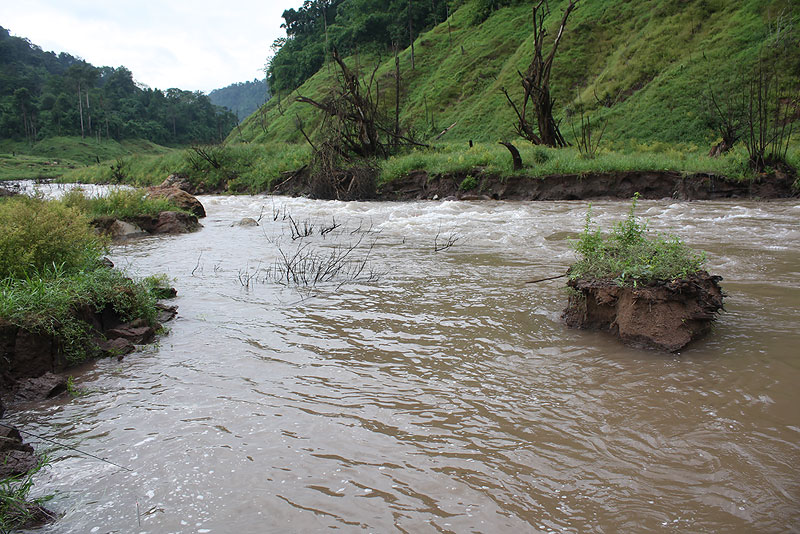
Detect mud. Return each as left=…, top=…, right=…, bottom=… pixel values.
left=377, top=169, right=798, bottom=201
left=563, top=271, right=725, bottom=352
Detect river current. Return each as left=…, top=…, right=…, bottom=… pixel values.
left=10, top=193, right=800, bottom=533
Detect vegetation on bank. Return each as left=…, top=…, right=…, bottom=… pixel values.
left=61, top=188, right=191, bottom=219
left=244, top=0, right=800, bottom=149
left=570, top=194, right=707, bottom=286
left=0, top=457, right=53, bottom=533
left=0, top=195, right=166, bottom=364
left=57, top=140, right=799, bottom=195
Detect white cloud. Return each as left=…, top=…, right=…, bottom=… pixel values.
left=0, top=0, right=299, bottom=92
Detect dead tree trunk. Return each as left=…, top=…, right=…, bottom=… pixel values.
left=502, top=0, right=578, bottom=147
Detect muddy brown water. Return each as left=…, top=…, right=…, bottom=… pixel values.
left=9, top=194, right=800, bottom=533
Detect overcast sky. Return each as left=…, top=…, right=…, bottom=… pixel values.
left=1, top=0, right=303, bottom=93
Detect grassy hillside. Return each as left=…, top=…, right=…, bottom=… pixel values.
left=0, top=137, right=173, bottom=180
left=233, top=0, right=799, bottom=148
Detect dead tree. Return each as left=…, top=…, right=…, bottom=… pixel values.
left=295, top=48, right=427, bottom=199
left=502, top=0, right=579, bottom=147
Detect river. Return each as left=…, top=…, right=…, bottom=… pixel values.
left=11, top=194, right=800, bottom=533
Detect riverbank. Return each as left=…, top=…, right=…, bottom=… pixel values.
left=52, top=142, right=800, bottom=199
left=0, top=189, right=200, bottom=531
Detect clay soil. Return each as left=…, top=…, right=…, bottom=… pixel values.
left=563, top=271, right=725, bottom=352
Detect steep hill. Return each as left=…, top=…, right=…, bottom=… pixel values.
left=233, top=0, right=799, bottom=148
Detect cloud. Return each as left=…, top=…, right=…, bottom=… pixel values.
left=1, top=0, right=297, bottom=92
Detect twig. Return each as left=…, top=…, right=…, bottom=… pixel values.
left=525, top=273, right=567, bottom=284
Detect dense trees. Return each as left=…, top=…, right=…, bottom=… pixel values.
left=267, top=0, right=448, bottom=94
left=0, top=26, right=237, bottom=145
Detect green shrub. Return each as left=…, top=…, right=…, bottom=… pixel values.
left=0, top=197, right=105, bottom=280
left=459, top=175, right=478, bottom=191
left=570, top=193, right=707, bottom=286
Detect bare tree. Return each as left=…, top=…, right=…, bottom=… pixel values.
left=502, top=0, right=579, bottom=147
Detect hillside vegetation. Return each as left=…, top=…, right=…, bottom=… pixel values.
left=0, top=26, right=237, bottom=146
left=235, top=0, right=799, bottom=149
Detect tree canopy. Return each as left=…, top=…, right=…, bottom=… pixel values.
left=0, top=26, right=238, bottom=145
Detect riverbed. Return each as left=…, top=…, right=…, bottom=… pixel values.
left=11, top=195, right=800, bottom=533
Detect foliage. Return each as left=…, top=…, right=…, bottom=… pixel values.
left=239, top=0, right=800, bottom=150
left=62, top=143, right=311, bottom=193
left=267, top=0, right=447, bottom=94
left=0, top=264, right=159, bottom=363
left=0, top=195, right=165, bottom=364
left=0, top=196, right=105, bottom=279
left=459, top=174, right=478, bottom=191
left=60, top=188, right=186, bottom=219
left=0, top=26, right=237, bottom=145
left=569, top=193, right=707, bottom=286
left=0, top=456, right=53, bottom=534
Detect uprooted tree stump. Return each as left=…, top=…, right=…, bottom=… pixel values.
left=563, top=271, right=725, bottom=352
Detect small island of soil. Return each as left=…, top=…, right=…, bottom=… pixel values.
left=563, top=271, right=725, bottom=352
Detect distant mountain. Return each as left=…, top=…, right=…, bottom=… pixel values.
left=208, top=79, right=270, bottom=122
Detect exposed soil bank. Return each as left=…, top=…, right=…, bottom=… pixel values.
left=376, top=169, right=798, bottom=201
left=563, top=271, right=725, bottom=352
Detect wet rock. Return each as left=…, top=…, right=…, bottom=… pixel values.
left=105, top=324, right=156, bottom=345
left=132, top=211, right=201, bottom=234
left=12, top=372, right=67, bottom=402
left=0, top=319, right=65, bottom=380
left=95, top=337, right=135, bottom=357
left=156, top=303, right=178, bottom=323
left=459, top=193, right=491, bottom=201
left=0, top=186, right=18, bottom=197
left=147, top=186, right=206, bottom=218
left=160, top=173, right=193, bottom=192
left=563, top=271, right=725, bottom=352
left=232, top=217, right=259, bottom=227
left=0, top=425, right=37, bottom=478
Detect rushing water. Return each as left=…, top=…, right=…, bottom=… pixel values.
left=10, top=193, right=800, bottom=533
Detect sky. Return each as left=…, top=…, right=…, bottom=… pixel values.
left=1, top=0, right=303, bottom=93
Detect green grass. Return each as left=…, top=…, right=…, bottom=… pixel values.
left=62, top=143, right=311, bottom=193
left=0, top=195, right=165, bottom=364
left=569, top=194, right=707, bottom=286
left=0, top=137, right=174, bottom=182
left=377, top=141, right=760, bottom=184
left=0, top=457, right=53, bottom=533
left=234, top=0, right=799, bottom=149
left=60, top=188, right=189, bottom=219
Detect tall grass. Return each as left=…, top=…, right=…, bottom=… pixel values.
left=0, top=457, right=53, bottom=533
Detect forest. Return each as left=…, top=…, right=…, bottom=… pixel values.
left=0, top=26, right=238, bottom=146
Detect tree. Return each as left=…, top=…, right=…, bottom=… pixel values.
left=502, top=0, right=579, bottom=147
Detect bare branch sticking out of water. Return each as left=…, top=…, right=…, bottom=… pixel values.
left=268, top=235, right=382, bottom=288
left=434, top=226, right=460, bottom=252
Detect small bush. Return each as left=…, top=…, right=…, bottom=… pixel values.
left=0, top=197, right=105, bottom=280
left=570, top=193, right=707, bottom=286
left=459, top=175, right=478, bottom=191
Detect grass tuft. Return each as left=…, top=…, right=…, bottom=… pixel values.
left=569, top=193, right=707, bottom=286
